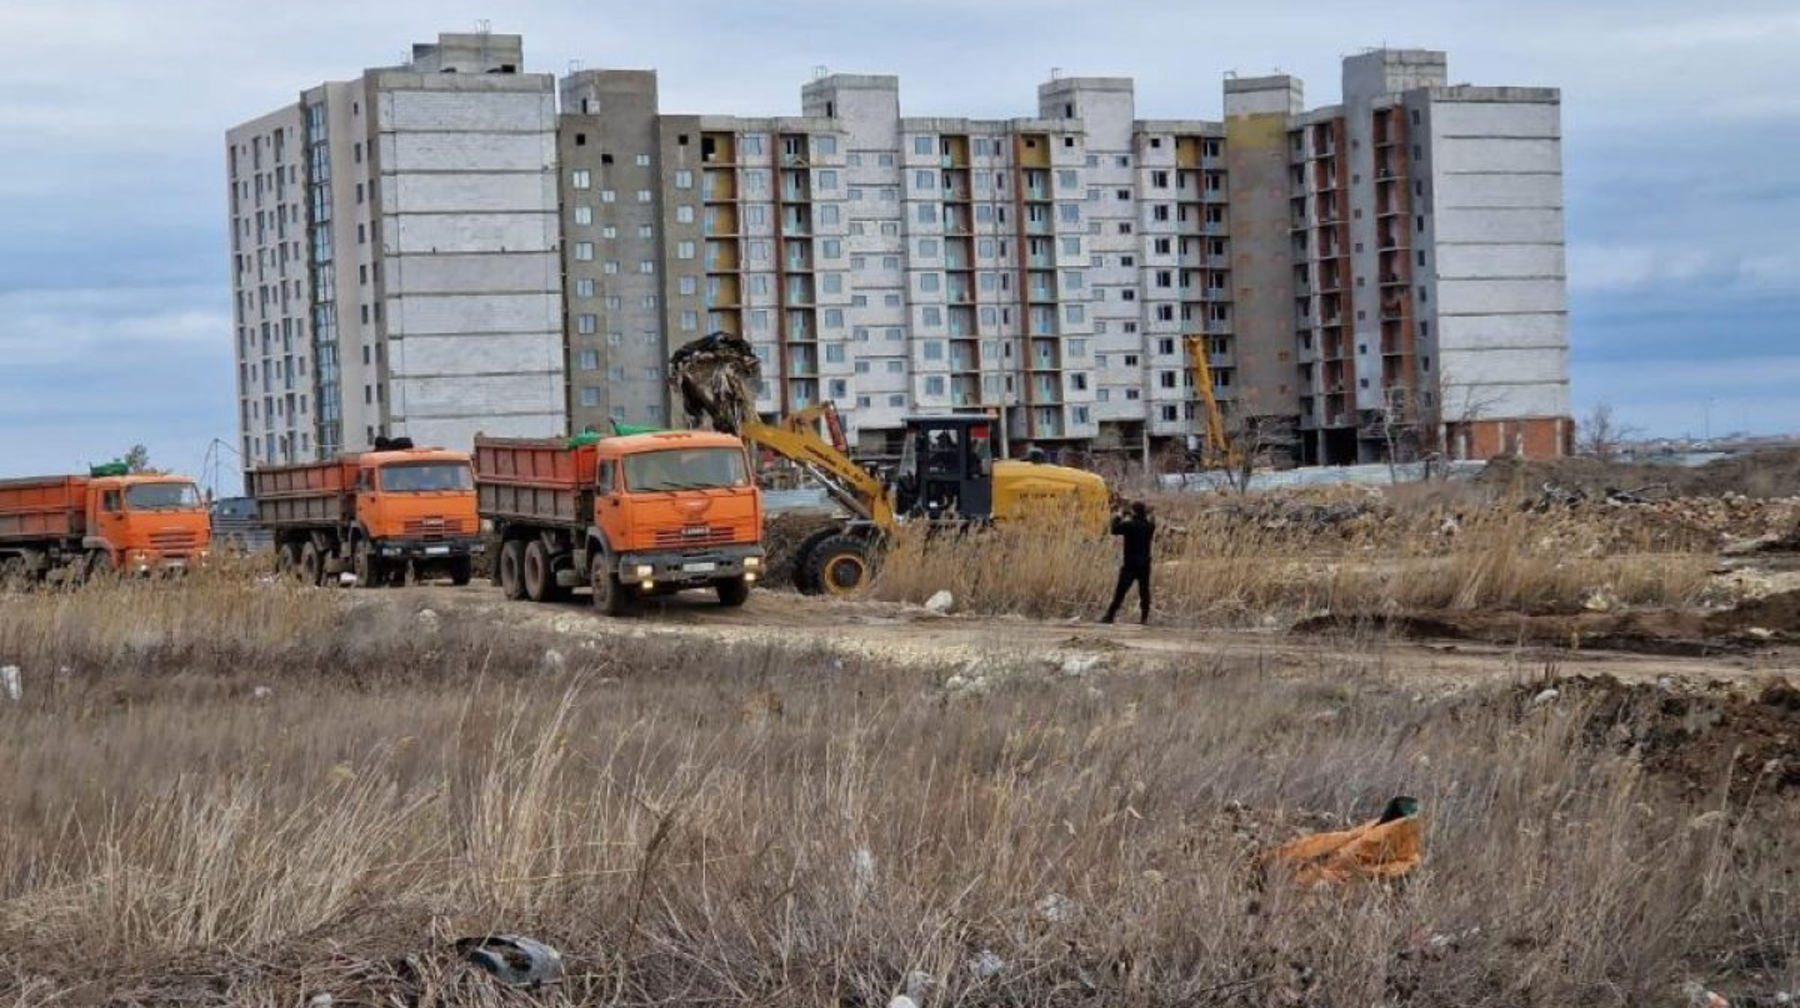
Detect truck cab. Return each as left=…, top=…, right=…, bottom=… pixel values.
left=352, top=448, right=480, bottom=561
left=86, top=475, right=212, bottom=573
left=591, top=432, right=764, bottom=595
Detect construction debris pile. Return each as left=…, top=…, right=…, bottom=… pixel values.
left=669, top=332, right=760, bottom=435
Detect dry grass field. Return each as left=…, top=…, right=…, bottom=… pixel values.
left=1, top=568, right=1795, bottom=1006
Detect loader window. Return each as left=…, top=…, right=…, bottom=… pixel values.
left=378, top=463, right=473, bottom=492
left=125, top=483, right=202, bottom=510
left=623, top=448, right=748, bottom=492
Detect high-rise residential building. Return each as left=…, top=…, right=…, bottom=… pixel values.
left=226, top=32, right=565, bottom=468
left=556, top=50, right=1566, bottom=462
left=231, top=37, right=1567, bottom=466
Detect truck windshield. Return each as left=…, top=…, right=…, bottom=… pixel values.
left=624, top=448, right=748, bottom=492
left=126, top=483, right=202, bottom=510
left=379, top=463, right=473, bottom=492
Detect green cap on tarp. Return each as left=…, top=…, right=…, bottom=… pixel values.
left=89, top=461, right=129, bottom=477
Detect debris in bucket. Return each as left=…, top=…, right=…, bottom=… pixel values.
left=457, top=934, right=564, bottom=988
left=670, top=332, right=761, bottom=435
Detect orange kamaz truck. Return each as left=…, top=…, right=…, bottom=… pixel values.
left=474, top=430, right=764, bottom=614
left=247, top=440, right=481, bottom=587
left=0, top=469, right=211, bottom=582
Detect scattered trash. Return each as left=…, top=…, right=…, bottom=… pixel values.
left=1530, top=687, right=1560, bottom=708
left=541, top=648, right=566, bottom=673
left=944, top=672, right=994, bottom=698
left=0, top=665, right=19, bottom=702
left=888, top=971, right=933, bottom=1008
left=924, top=590, right=955, bottom=614
left=1264, top=795, right=1424, bottom=886
left=458, top=934, right=564, bottom=988
left=1582, top=586, right=1620, bottom=613
left=338, top=571, right=356, bottom=587
left=1682, top=980, right=1730, bottom=1008
left=967, top=949, right=1005, bottom=979
left=851, top=847, right=876, bottom=897
left=307, top=994, right=334, bottom=1008
left=1686, top=810, right=1727, bottom=832
left=1037, top=892, right=1078, bottom=923
left=251, top=685, right=274, bottom=701
left=1057, top=653, right=1104, bottom=677
left=416, top=608, right=440, bottom=631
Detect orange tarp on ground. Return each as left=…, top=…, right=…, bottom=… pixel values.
left=1265, top=812, right=1424, bottom=886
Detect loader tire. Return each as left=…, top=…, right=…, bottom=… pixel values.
left=498, top=540, right=527, bottom=601
left=803, top=535, right=872, bottom=597
left=791, top=526, right=843, bottom=595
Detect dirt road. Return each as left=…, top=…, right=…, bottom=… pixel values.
left=384, top=583, right=1799, bottom=690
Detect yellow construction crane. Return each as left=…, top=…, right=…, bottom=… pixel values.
left=1184, top=334, right=1239, bottom=470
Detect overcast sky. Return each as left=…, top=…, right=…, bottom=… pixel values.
left=1, top=0, right=1794, bottom=484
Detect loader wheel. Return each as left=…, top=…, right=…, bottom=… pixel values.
left=590, top=553, right=632, bottom=617
left=791, top=527, right=844, bottom=595
left=714, top=575, right=751, bottom=607
left=804, top=535, right=872, bottom=597
left=448, top=555, right=474, bottom=587
left=524, top=541, right=560, bottom=602
left=498, top=540, right=527, bottom=601
left=298, top=543, right=325, bottom=586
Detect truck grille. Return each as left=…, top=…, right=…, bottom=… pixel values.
left=653, top=525, right=740, bottom=548
left=403, top=517, right=467, bottom=539
left=150, top=531, right=198, bottom=555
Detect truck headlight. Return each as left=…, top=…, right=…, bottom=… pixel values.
left=744, top=556, right=762, bottom=568
left=744, top=572, right=758, bottom=583
left=634, top=564, right=654, bottom=578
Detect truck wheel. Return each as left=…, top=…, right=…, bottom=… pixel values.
left=298, top=543, right=325, bottom=586
left=590, top=553, right=632, bottom=616
left=276, top=543, right=301, bottom=579
left=524, top=541, right=559, bottom=602
left=714, top=575, right=751, bottom=607
left=85, top=550, right=116, bottom=583
left=498, top=540, right=527, bottom=600
left=803, top=535, right=872, bottom=597
left=354, top=545, right=383, bottom=589
left=448, top=555, right=474, bottom=587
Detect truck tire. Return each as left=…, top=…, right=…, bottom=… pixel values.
left=85, top=550, right=116, bottom=582
left=524, top=541, right=559, bottom=603
left=299, top=543, right=325, bottom=587
left=354, top=544, right=383, bottom=589
left=277, top=543, right=301, bottom=579
left=498, top=540, right=527, bottom=601
left=448, top=555, right=474, bottom=587
left=714, top=575, right=751, bottom=607
left=803, top=535, right=873, bottom=597
left=590, top=553, right=632, bottom=616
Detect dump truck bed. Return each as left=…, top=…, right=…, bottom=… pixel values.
left=473, top=437, right=593, bottom=527
left=0, top=476, right=89, bottom=542
left=247, top=460, right=356, bottom=527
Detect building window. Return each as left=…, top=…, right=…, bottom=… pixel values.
left=636, top=153, right=652, bottom=167
left=578, top=349, right=600, bottom=370
left=924, top=376, right=946, bottom=396
left=636, top=190, right=653, bottom=203
left=674, top=169, right=693, bottom=189
left=577, top=313, right=598, bottom=334
left=817, top=169, right=839, bottom=190
left=573, top=205, right=593, bottom=226
left=676, top=205, right=695, bottom=223
left=824, top=309, right=844, bottom=328
left=913, top=136, right=934, bottom=156
left=677, top=240, right=696, bottom=259
left=919, top=272, right=940, bottom=293
left=571, top=169, right=591, bottom=189
left=914, top=170, right=936, bottom=190
left=600, top=189, right=616, bottom=203
left=823, top=239, right=842, bottom=258
left=575, top=242, right=595, bottom=262
left=1057, top=169, right=1078, bottom=190
left=603, top=260, right=619, bottom=274
left=580, top=387, right=601, bottom=407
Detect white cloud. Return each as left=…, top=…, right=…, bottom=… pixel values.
left=1568, top=244, right=1800, bottom=296
left=0, top=287, right=230, bottom=366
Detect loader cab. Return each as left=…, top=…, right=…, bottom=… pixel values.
left=894, top=415, right=995, bottom=521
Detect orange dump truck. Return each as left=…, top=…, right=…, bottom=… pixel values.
left=247, top=443, right=481, bottom=586
left=474, top=430, right=765, bottom=614
left=0, top=471, right=211, bottom=581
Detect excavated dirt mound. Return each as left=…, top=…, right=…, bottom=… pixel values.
left=1532, top=676, right=1800, bottom=801
left=1479, top=448, right=1800, bottom=500
left=1292, top=609, right=1755, bottom=657
left=1708, top=590, right=1800, bottom=636
left=762, top=512, right=842, bottom=589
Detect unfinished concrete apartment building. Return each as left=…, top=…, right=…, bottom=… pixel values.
left=230, top=36, right=1568, bottom=465
left=553, top=49, right=1568, bottom=462
left=226, top=32, right=565, bottom=466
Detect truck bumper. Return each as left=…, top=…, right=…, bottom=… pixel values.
left=615, top=544, right=765, bottom=588
left=127, top=550, right=210, bottom=576
left=377, top=537, right=484, bottom=561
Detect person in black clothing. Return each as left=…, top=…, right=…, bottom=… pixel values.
left=1102, top=500, right=1155, bottom=624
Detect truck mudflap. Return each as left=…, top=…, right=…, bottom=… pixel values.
left=376, top=537, right=486, bottom=561
left=613, top=543, right=765, bottom=588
